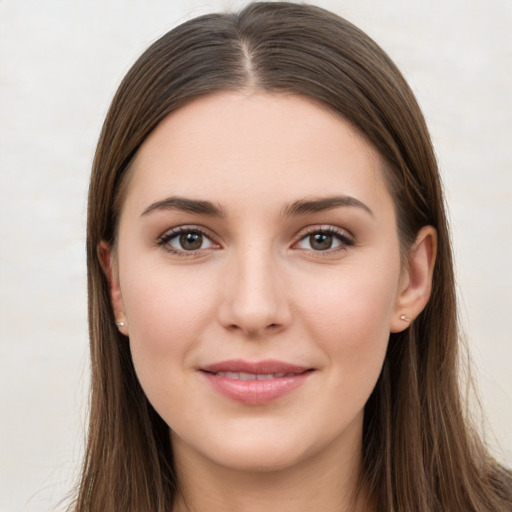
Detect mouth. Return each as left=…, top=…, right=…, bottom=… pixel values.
left=199, top=359, right=314, bottom=405
left=210, top=371, right=299, bottom=380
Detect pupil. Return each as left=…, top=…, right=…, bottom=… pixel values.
left=180, top=232, right=202, bottom=250
left=310, top=233, right=332, bottom=250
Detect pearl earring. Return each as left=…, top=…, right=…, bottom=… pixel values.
left=116, top=315, right=126, bottom=329
left=399, top=314, right=411, bottom=322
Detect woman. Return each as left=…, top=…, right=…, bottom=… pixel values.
left=73, top=2, right=511, bottom=510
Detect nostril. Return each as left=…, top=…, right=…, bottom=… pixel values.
left=225, top=322, right=281, bottom=335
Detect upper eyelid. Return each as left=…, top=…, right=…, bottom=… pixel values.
left=159, top=224, right=215, bottom=240
left=293, top=224, right=354, bottom=240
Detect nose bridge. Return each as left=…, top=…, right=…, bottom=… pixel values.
left=220, top=239, right=289, bottom=336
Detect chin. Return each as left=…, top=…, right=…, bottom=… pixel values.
left=174, top=415, right=356, bottom=476
left=207, top=441, right=308, bottom=473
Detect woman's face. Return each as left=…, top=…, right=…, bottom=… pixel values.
left=110, top=92, right=413, bottom=473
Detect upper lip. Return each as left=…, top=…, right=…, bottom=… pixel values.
left=200, top=359, right=311, bottom=375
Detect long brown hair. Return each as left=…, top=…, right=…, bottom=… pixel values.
left=74, top=2, right=511, bottom=510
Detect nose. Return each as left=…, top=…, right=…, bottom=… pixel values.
left=218, top=245, right=292, bottom=338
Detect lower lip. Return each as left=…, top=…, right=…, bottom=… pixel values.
left=201, top=371, right=312, bottom=405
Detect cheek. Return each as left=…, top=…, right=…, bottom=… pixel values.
left=120, top=259, right=219, bottom=370
left=119, top=261, right=223, bottom=422
left=299, top=264, right=397, bottom=332
left=295, top=263, right=398, bottom=386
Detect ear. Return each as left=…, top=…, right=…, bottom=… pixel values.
left=98, top=241, right=128, bottom=336
left=390, top=226, right=437, bottom=333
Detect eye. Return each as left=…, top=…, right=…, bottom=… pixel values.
left=158, top=227, right=217, bottom=254
left=295, top=228, right=354, bottom=252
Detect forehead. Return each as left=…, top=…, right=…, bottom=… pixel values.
left=125, top=91, right=391, bottom=216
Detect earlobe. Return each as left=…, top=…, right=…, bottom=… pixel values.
left=98, top=241, right=129, bottom=336
left=390, top=226, right=437, bottom=333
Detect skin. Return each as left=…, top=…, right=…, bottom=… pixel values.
left=100, top=91, right=436, bottom=512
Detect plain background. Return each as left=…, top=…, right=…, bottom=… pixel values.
left=0, top=1, right=510, bottom=510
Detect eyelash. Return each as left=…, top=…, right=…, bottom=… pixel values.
left=156, top=225, right=355, bottom=256
left=156, top=226, right=217, bottom=257
left=293, top=226, right=355, bottom=255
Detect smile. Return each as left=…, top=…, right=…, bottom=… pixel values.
left=213, top=371, right=294, bottom=380
left=200, top=360, right=313, bottom=405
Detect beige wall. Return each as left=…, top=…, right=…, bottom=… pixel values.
left=0, top=1, right=510, bottom=510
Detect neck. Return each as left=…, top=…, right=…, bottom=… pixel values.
left=171, top=415, right=373, bottom=512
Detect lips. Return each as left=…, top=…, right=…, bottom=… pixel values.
left=214, top=371, right=293, bottom=380
left=199, top=359, right=313, bottom=405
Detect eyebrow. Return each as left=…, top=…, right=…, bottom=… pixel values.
left=140, top=194, right=373, bottom=219
left=282, top=195, right=373, bottom=217
left=141, top=197, right=225, bottom=217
